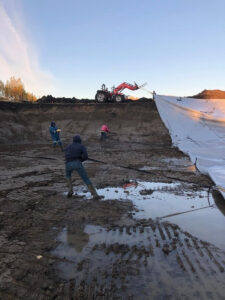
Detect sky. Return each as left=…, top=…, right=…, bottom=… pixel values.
left=0, top=0, right=225, bottom=98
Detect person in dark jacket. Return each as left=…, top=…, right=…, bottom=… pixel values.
left=49, top=121, right=63, bottom=151
left=65, top=135, right=99, bottom=199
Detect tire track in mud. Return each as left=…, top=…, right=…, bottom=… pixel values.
left=54, top=221, right=225, bottom=299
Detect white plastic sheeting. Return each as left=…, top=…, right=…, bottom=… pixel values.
left=155, top=95, right=225, bottom=197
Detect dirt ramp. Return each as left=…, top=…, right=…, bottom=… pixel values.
left=0, top=101, right=171, bottom=146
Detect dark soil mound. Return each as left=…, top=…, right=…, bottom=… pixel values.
left=191, top=89, right=225, bottom=99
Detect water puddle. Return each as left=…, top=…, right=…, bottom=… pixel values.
left=73, top=181, right=225, bottom=250
left=52, top=223, right=158, bottom=280
left=53, top=218, right=225, bottom=298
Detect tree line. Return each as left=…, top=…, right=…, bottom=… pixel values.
left=0, top=77, right=37, bottom=102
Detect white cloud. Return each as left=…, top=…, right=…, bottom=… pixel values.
left=0, top=1, right=54, bottom=97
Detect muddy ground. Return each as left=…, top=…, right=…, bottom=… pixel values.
left=0, top=101, right=225, bottom=299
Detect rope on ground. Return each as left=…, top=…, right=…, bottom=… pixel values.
left=88, top=157, right=211, bottom=187
left=0, top=153, right=58, bottom=161
left=0, top=152, right=212, bottom=188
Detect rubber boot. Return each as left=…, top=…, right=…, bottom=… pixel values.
left=87, top=184, right=100, bottom=200
left=67, top=178, right=73, bottom=198
left=59, top=144, right=64, bottom=152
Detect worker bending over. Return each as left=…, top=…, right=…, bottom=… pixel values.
left=65, top=135, right=99, bottom=199
left=49, top=122, right=63, bottom=151
left=100, top=124, right=110, bottom=141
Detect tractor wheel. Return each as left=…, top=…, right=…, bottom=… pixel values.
left=96, top=92, right=107, bottom=103
left=114, top=95, right=124, bottom=103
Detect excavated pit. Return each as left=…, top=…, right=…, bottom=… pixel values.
left=0, top=100, right=225, bottom=299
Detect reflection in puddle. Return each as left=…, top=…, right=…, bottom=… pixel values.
left=53, top=221, right=225, bottom=298
left=73, top=181, right=225, bottom=250
left=52, top=225, right=96, bottom=280
left=54, top=223, right=151, bottom=260
left=66, top=226, right=89, bottom=253
left=53, top=225, right=96, bottom=259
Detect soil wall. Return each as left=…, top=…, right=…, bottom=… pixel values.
left=0, top=100, right=171, bottom=146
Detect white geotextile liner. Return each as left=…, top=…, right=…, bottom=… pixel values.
left=155, top=95, right=225, bottom=198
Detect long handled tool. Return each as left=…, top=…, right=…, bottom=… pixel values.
left=158, top=204, right=214, bottom=220
left=88, top=157, right=210, bottom=186
left=0, top=153, right=212, bottom=188
left=0, top=153, right=58, bottom=161
left=138, top=82, right=147, bottom=89
left=139, top=86, right=154, bottom=96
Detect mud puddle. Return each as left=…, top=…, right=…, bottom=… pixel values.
left=54, top=182, right=225, bottom=298
left=71, top=181, right=225, bottom=250
left=53, top=214, right=225, bottom=299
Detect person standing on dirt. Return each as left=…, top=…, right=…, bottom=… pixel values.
left=100, top=124, right=110, bottom=141
left=49, top=121, right=64, bottom=151
left=65, top=135, right=100, bottom=199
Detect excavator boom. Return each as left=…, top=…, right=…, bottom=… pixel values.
left=113, top=82, right=139, bottom=94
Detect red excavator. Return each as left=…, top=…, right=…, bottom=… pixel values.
left=95, top=82, right=146, bottom=103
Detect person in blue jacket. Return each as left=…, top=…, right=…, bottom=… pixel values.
left=65, top=135, right=99, bottom=199
left=49, top=121, right=63, bottom=151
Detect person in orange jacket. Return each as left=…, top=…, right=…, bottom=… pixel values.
left=100, top=124, right=110, bottom=141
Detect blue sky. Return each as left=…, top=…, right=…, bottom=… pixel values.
left=1, top=0, right=225, bottom=98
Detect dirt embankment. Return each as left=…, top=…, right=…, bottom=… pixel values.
left=0, top=100, right=168, bottom=146
left=191, top=89, right=225, bottom=99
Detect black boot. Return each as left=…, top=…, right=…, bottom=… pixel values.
left=67, top=178, right=73, bottom=197
left=87, top=184, right=100, bottom=200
